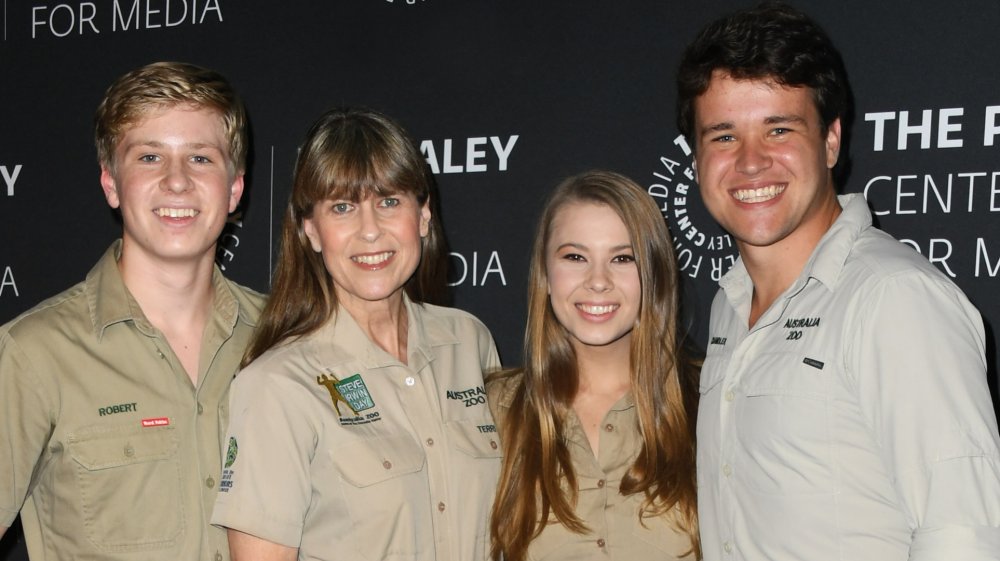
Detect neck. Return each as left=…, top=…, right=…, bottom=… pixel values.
left=341, top=292, right=409, bottom=364
left=740, top=194, right=842, bottom=327
left=573, top=338, right=631, bottom=398
left=118, top=243, right=217, bottom=331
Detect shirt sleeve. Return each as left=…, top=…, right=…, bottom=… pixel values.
left=848, top=271, right=1000, bottom=559
left=0, top=330, right=58, bottom=527
left=211, top=366, right=319, bottom=548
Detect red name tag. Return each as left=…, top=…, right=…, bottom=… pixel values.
left=141, top=417, right=170, bottom=427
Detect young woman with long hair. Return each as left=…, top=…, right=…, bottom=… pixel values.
left=488, top=170, right=700, bottom=560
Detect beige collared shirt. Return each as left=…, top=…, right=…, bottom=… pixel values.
left=0, top=241, right=265, bottom=561
left=488, top=373, right=693, bottom=560
left=211, top=297, right=502, bottom=561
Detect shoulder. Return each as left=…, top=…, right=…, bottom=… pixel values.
left=417, top=302, right=492, bottom=334
left=843, top=228, right=971, bottom=303
left=223, top=278, right=267, bottom=325
left=1, top=280, right=89, bottom=344
left=486, top=369, right=524, bottom=409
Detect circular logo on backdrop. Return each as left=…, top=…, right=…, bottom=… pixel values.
left=647, top=134, right=738, bottom=283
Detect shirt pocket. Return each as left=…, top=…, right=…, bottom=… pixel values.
left=736, top=352, right=835, bottom=496
left=445, top=419, right=502, bottom=557
left=68, top=425, right=182, bottom=551
left=331, top=434, right=430, bottom=561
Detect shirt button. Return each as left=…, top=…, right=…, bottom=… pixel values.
left=426, top=438, right=435, bottom=446
left=215, top=553, right=223, bottom=561
left=437, top=502, right=446, bottom=512
left=197, top=403, right=204, bottom=415
left=597, top=479, right=605, bottom=488
left=724, top=389, right=736, bottom=402
left=603, top=423, right=614, bottom=432
left=382, top=460, right=392, bottom=470
left=405, top=376, right=415, bottom=386
left=596, top=538, right=606, bottom=548
left=722, top=464, right=733, bottom=477
left=123, top=445, right=135, bottom=457
left=205, top=477, right=215, bottom=489
left=490, top=440, right=498, bottom=450
left=157, top=350, right=166, bottom=359
left=724, top=541, right=733, bottom=554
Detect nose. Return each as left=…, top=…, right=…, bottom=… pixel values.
left=584, top=263, right=613, bottom=292
left=734, top=138, right=772, bottom=176
left=357, top=202, right=383, bottom=242
left=162, top=159, right=193, bottom=193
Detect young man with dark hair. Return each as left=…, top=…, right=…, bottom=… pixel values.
left=678, top=3, right=1000, bottom=559
left=0, top=62, right=264, bottom=560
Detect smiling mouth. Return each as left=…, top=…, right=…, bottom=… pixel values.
left=352, top=251, right=394, bottom=266
left=155, top=208, right=198, bottom=218
left=577, top=304, right=619, bottom=315
left=733, top=184, right=786, bottom=203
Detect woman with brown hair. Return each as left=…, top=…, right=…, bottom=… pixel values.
left=488, top=170, right=700, bottom=560
left=212, top=107, right=502, bottom=561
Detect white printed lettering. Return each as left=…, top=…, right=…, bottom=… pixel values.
left=1, top=165, right=22, bottom=196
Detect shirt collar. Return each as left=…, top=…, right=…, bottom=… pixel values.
left=86, top=239, right=249, bottom=340
left=719, top=193, right=871, bottom=302
left=310, top=294, right=460, bottom=371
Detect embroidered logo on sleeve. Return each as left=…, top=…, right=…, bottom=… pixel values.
left=225, top=437, right=238, bottom=468
left=219, top=437, right=237, bottom=493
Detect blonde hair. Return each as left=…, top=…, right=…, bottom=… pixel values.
left=94, top=61, right=247, bottom=172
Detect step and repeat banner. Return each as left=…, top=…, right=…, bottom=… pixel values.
left=1, top=1, right=997, bottom=557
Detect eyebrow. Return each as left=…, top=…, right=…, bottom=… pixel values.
left=700, top=114, right=808, bottom=137
left=554, top=242, right=634, bottom=252
left=123, top=140, right=225, bottom=152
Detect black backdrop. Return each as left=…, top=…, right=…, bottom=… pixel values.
left=2, top=1, right=998, bottom=558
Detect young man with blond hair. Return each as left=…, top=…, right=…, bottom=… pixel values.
left=0, top=62, right=264, bottom=560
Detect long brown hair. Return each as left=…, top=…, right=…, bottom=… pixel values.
left=242, top=107, right=446, bottom=367
left=489, top=170, right=700, bottom=560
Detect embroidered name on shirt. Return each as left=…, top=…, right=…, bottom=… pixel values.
left=710, top=337, right=727, bottom=345
left=784, top=317, right=821, bottom=341
left=784, top=317, right=821, bottom=328
left=447, top=385, right=486, bottom=407
left=98, top=402, right=137, bottom=416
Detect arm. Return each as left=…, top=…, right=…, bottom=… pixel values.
left=850, top=273, right=1000, bottom=559
left=228, top=529, right=297, bottom=561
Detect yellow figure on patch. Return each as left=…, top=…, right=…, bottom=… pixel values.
left=316, top=373, right=358, bottom=416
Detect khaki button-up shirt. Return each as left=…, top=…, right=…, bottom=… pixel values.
left=0, top=241, right=264, bottom=560
left=212, top=297, right=501, bottom=561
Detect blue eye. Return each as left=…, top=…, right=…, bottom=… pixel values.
left=380, top=197, right=400, bottom=208
left=331, top=202, right=352, bottom=214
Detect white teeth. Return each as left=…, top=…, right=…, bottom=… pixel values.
left=733, top=184, right=786, bottom=203
left=155, top=208, right=197, bottom=218
left=352, top=252, right=393, bottom=265
left=579, top=304, right=618, bottom=315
